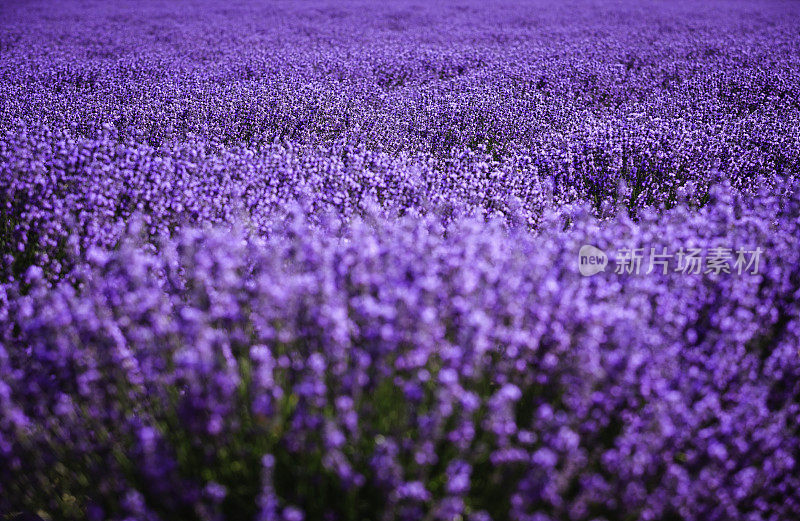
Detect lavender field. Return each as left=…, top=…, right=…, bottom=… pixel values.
left=1, top=0, right=800, bottom=520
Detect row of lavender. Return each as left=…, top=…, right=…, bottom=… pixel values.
left=2, top=0, right=800, bottom=519
left=3, top=185, right=800, bottom=520
left=2, top=123, right=797, bottom=284
left=2, top=0, right=799, bottom=152
left=2, top=0, right=800, bottom=283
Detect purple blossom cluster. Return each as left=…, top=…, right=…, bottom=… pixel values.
left=2, top=0, right=800, bottom=281
left=2, top=185, right=800, bottom=520
left=2, top=0, right=800, bottom=520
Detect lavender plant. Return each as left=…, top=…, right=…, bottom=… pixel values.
left=1, top=0, right=799, bottom=520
